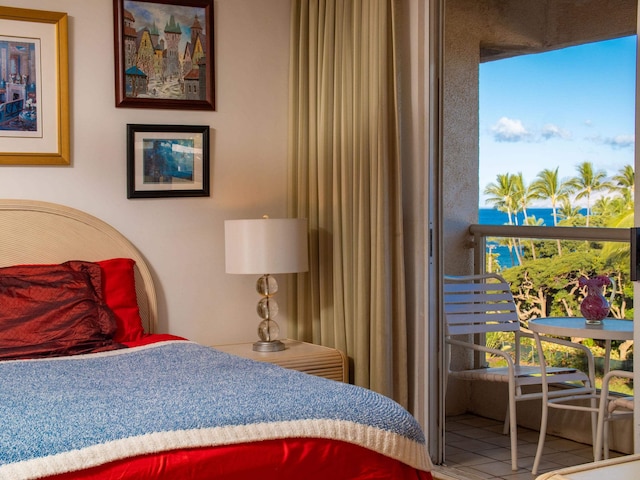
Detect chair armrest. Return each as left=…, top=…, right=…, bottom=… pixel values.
left=595, top=369, right=634, bottom=460
left=599, top=370, right=633, bottom=412
left=446, top=337, right=516, bottom=371
left=598, top=370, right=633, bottom=414
left=520, top=330, right=595, bottom=360
left=522, top=330, right=596, bottom=385
left=601, top=369, right=633, bottom=391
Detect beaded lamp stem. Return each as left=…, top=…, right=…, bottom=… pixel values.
left=253, top=273, right=284, bottom=352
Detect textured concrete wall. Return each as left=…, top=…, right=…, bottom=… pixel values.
left=442, top=0, right=481, bottom=280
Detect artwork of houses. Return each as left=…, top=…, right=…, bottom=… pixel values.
left=122, top=6, right=207, bottom=101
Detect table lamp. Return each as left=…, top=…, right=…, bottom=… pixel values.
left=224, top=216, right=309, bottom=352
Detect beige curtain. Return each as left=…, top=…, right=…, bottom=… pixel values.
left=287, top=0, right=408, bottom=407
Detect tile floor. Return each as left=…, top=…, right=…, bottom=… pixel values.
left=440, top=414, right=623, bottom=479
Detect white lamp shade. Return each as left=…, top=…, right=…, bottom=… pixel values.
left=225, top=218, right=309, bottom=274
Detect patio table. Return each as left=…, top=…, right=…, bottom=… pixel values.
left=528, top=317, right=633, bottom=375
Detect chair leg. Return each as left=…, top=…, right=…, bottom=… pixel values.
left=603, top=418, right=610, bottom=460
left=532, top=399, right=548, bottom=476
left=595, top=409, right=609, bottom=462
left=508, top=389, right=518, bottom=470
left=503, top=407, right=510, bottom=435
left=590, top=396, right=598, bottom=460
left=595, top=375, right=610, bottom=462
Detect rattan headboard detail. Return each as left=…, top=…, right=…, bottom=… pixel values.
left=0, top=199, right=157, bottom=334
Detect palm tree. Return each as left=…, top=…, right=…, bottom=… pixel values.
left=484, top=173, right=518, bottom=225
left=611, top=164, right=634, bottom=210
left=513, top=172, right=534, bottom=224
left=557, top=198, right=581, bottom=222
left=530, top=168, right=571, bottom=227
left=612, top=164, right=634, bottom=191
left=531, top=167, right=571, bottom=256
left=591, top=196, right=612, bottom=216
left=591, top=196, right=628, bottom=219
left=567, top=161, right=612, bottom=226
left=484, top=173, right=522, bottom=265
left=523, top=215, right=544, bottom=260
left=513, top=172, right=540, bottom=261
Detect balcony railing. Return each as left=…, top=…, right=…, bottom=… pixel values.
left=468, top=224, right=631, bottom=275
left=467, top=224, right=633, bottom=393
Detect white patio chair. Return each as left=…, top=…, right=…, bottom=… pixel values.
left=444, top=273, right=595, bottom=472
left=594, top=369, right=634, bottom=462
left=530, top=328, right=598, bottom=475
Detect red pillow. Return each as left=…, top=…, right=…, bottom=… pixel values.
left=0, top=261, right=119, bottom=359
left=97, top=258, right=145, bottom=342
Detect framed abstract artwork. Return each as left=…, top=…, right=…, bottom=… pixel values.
left=127, top=124, right=210, bottom=198
left=113, top=0, right=215, bottom=110
left=0, top=7, right=70, bottom=165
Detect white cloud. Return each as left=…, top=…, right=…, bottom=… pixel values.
left=603, top=134, right=634, bottom=149
left=585, top=133, right=635, bottom=149
left=490, top=117, right=531, bottom=142
left=541, top=123, right=571, bottom=140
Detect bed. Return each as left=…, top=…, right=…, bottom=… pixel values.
left=0, top=199, right=433, bottom=480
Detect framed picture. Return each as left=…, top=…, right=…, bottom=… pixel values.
left=0, top=7, right=69, bottom=165
left=113, top=0, right=215, bottom=110
left=127, top=124, right=210, bottom=198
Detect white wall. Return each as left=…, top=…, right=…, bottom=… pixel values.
left=0, top=0, right=292, bottom=345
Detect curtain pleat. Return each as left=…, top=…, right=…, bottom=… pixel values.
left=288, top=0, right=407, bottom=407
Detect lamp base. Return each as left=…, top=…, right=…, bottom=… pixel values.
left=253, top=340, right=285, bottom=352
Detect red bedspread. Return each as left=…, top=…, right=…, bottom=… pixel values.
left=47, top=438, right=433, bottom=480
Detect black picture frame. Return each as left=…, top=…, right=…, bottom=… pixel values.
left=127, top=124, right=210, bottom=198
left=114, top=0, right=215, bottom=110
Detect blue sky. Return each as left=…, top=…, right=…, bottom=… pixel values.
left=479, top=36, right=637, bottom=207
left=124, top=1, right=205, bottom=53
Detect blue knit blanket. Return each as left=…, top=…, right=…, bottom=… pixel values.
left=0, top=341, right=431, bottom=479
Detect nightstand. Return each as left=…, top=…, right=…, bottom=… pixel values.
left=213, top=339, right=348, bottom=382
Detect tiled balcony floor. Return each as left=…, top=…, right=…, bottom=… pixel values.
left=440, top=414, right=624, bottom=479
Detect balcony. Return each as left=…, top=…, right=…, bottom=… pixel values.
left=468, top=224, right=633, bottom=391
left=445, top=223, right=634, bottom=467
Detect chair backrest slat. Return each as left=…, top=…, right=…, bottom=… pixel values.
left=444, top=291, right=514, bottom=303
left=446, top=302, right=516, bottom=315
left=447, top=322, right=515, bottom=336
left=444, top=273, right=520, bottom=336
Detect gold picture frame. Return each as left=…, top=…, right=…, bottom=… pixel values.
left=0, top=7, right=69, bottom=165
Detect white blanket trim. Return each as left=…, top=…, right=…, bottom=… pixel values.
left=0, top=419, right=433, bottom=479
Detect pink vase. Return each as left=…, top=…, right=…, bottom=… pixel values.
left=579, top=275, right=613, bottom=325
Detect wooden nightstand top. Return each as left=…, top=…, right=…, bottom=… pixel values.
left=213, top=339, right=348, bottom=382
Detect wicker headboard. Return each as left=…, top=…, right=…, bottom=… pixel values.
left=0, top=199, right=157, bottom=333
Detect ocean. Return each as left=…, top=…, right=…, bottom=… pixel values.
left=478, top=207, right=584, bottom=268
left=479, top=207, right=563, bottom=227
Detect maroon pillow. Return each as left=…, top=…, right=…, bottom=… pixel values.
left=97, top=258, right=145, bottom=342
left=0, top=261, right=119, bottom=359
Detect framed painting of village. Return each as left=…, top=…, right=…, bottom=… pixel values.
left=113, top=0, right=215, bottom=110
left=0, top=7, right=70, bottom=165
left=126, top=124, right=210, bottom=198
